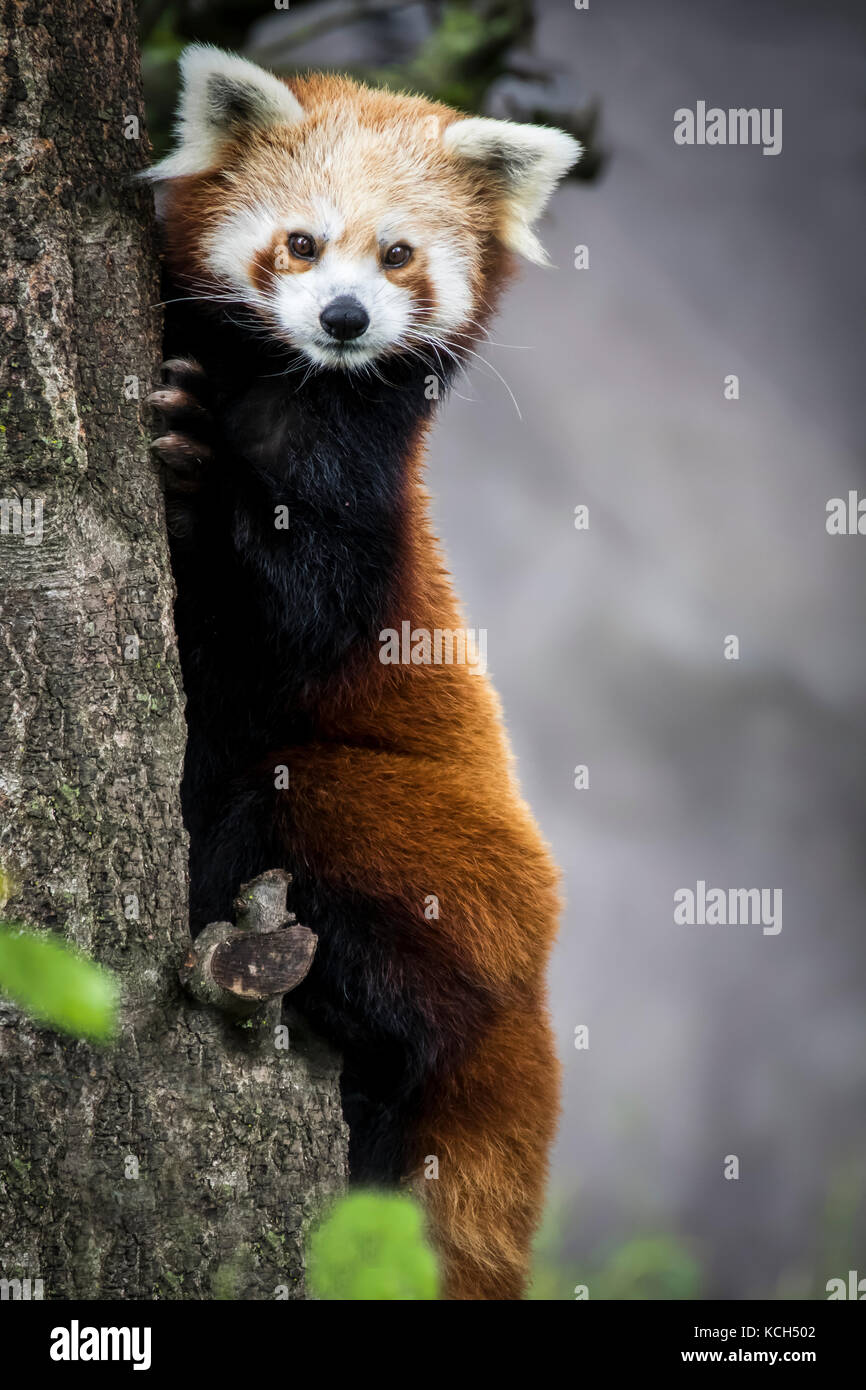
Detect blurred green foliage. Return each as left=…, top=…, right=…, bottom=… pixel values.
left=588, top=1235, right=701, bottom=1301
left=529, top=1199, right=701, bottom=1301
left=372, top=1, right=531, bottom=112
left=139, top=0, right=601, bottom=171
left=307, top=1190, right=439, bottom=1300
left=0, top=922, right=119, bottom=1042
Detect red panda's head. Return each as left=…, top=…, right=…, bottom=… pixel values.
left=147, top=46, right=581, bottom=372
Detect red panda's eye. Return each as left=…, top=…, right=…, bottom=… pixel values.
left=288, top=233, right=317, bottom=261
left=384, top=244, right=412, bottom=268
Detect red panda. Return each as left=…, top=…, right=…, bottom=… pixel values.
left=147, top=44, right=580, bottom=1301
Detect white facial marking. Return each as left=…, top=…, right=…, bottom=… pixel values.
left=377, top=214, right=420, bottom=247
left=201, top=195, right=476, bottom=371
left=204, top=203, right=281, bottom=298
left=426, top=242, right=473, bottom=333
left=310, top=197, right=345, bottom=243
left=272, top=246, right=413, bottom=368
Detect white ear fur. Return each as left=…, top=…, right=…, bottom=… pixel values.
left=442, top=116, right=581, bottom=265
left=145, top=44, right=304, bottom=181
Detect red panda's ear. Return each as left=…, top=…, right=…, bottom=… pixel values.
left=442, top=117, right=581, bottom=265
left=145, top=45, right=304, bottom=181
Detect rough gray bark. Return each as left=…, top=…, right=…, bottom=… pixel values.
left=0, top=0, right=346, bottom=1299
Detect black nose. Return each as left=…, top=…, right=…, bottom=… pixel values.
left=319, top=296, right=369, bottom=342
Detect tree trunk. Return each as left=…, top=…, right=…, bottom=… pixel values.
left=0, top=0, right=346, bottom=1299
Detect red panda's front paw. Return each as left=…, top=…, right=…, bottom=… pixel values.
left=151, top=430, right=211, bottom=491
left=149, top=359, right=217, bottom=540
left=149, top=358, right=214, bottom=498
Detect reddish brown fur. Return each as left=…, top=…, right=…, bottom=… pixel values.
left=276, top=428, right=562, bottom=1298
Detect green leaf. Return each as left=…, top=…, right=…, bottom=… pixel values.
left=308, top=1191, right=439, bottom=1300
left=0, top=924, right=118, bottom=1042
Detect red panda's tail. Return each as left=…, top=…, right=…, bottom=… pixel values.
left=411, top=995, right=561, bottom=1300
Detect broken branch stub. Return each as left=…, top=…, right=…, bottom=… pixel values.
left=179, top=869, right=316, bottom=1017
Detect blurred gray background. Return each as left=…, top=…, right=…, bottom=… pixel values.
left=428, top=0, right=866, bottom=1299
left=144, top=0, right=866, bottom=1297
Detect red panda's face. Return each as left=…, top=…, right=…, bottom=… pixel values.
left=149, top=48, right=581, bottom=373
left=197, top=121, right=491, bottom=372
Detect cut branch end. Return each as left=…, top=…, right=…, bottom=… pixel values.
left=179, top=869, right=316, bottom=1017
